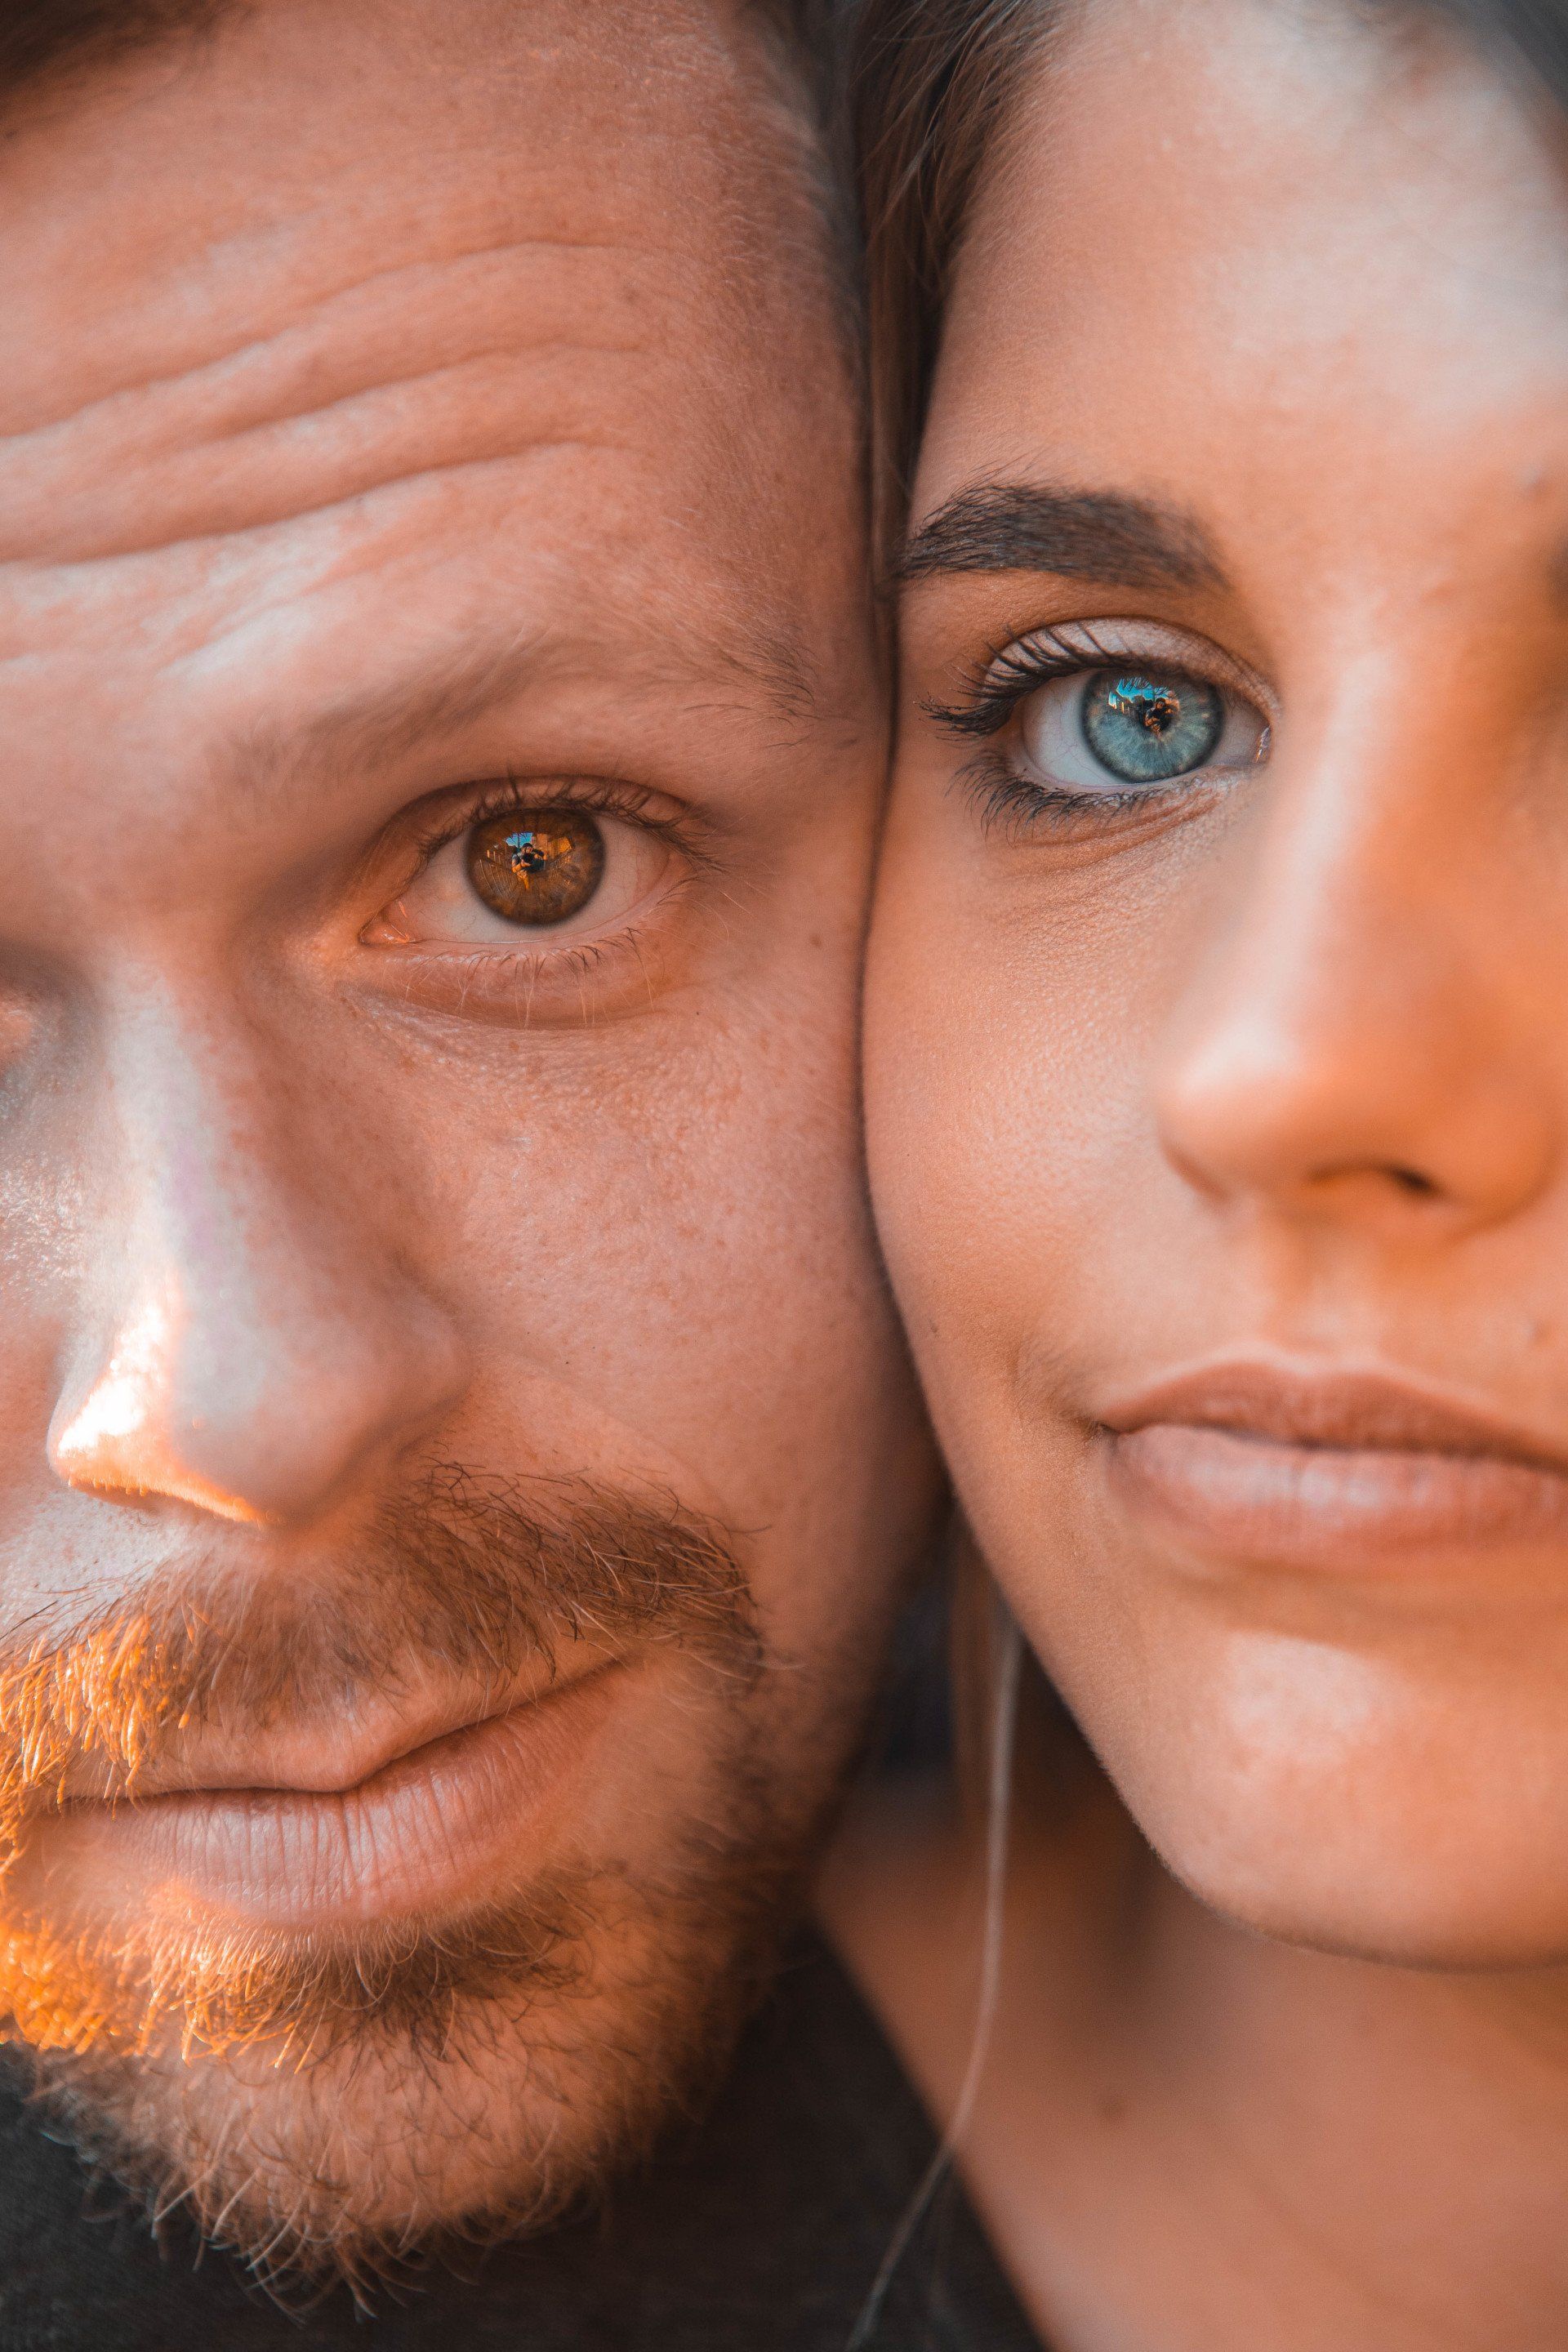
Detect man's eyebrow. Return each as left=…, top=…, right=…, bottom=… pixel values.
left=229, top=614, right=819, bottom=804
left=225, top=633, right=549, bottom=804
left=898, top=483, right=1227, bottom=592
left=310, top=635, right=553, bottom=772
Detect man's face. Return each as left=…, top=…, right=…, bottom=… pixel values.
left=0, top=0, right=930, bottom=2279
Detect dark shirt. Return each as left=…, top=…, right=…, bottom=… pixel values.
left=0, top=1939, right=1041, bottom=2352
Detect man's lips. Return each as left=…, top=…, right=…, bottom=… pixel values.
left=1098, top=1361, right=1568, bottom=1568
left=29, top=1659, right=627, bottom=1931
left=102, top=1650, right=605, bottom=1806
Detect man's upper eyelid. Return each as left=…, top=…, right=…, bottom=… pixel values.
left=349, top=774, right=693, bottom=908
left=399, top=774, right=688, bottom=853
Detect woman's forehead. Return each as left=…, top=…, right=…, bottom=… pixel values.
left=929, top=0, right=1568, bottom=464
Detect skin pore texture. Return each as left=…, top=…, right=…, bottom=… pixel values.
left=822, top=2, right=1568, bottom=2347
left=0, top=0, right=937, bottom=2295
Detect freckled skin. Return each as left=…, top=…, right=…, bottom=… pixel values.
left=0, top=0, right=935, bottom=2262
left=825, top=3, right=1568, bottom=2348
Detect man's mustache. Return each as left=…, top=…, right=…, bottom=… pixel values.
left=0, top=1466, right=759, bottom=1841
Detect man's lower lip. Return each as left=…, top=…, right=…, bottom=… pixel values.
left=44, top=1664, right=625, bottom=1932
left=1109, top=1423, right=1568, bottom=1567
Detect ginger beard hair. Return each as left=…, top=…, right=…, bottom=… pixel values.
left=0, top=1471, right=830, bottom=2297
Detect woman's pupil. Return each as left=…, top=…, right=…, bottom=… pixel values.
left=1113, top=683, right=1178, bottom=736
left=1081, top=668, right=1223, bottom=783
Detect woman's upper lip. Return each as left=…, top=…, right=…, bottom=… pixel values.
left=1096, top=1360, right=1568, bottom=1477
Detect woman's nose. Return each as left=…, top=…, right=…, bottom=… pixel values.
left=48, top=996, right=468, bottom=1527
left=1152, top=728, right=1557, bottom=1241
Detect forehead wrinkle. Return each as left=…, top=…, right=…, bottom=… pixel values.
left=1, top=230, right=662, bottom=446
left=0, top=238, right=679, bottom=568
left=0, top=443, right=557, bottom=667
left=4, top=415, right=634, bottom=573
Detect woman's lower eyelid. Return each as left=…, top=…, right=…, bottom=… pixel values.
left=958, top=744, right=1230, bottom=840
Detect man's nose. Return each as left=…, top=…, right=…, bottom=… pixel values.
left=1152, top=704, right=1557, bottom=1241
left=49, top=994, right=468, bottom=1526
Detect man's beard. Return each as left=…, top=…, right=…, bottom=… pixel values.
left=0, top=1468, right=830, bottom=2300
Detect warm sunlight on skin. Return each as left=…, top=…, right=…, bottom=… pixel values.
left=826, top=1, right=1568, bottom=2346
left=0, top=0, right=934, bottom=2290
left=52, top=1291, right=198, bottom=1499
left=875, top=0, right=1568, bottom=1967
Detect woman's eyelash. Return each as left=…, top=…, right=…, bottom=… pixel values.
left=959, top=748, right=1161, bottom=838
left=927, top=626, right=1120, bottom=738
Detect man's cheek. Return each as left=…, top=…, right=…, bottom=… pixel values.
left=410, top=1107, right=834, bottom=1498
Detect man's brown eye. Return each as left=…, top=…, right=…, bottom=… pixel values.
left=466, top=808, right=607, bottom=927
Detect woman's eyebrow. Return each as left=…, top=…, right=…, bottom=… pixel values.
left=898, top=483, right=1226, bottom=592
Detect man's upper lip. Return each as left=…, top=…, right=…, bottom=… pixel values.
left=107, top=1702, right=506, bottom=1807
left=108, top=1656, right=615, bottom=1806
left=1097, top=1360, right=1568, bottom=1476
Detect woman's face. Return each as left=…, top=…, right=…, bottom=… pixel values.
left=870, top=0, right=1568, bottom=1963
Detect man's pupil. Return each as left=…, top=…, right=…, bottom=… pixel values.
left=506, top=830, right=572, bottom=888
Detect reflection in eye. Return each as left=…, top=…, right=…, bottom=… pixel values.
left=467, top=808, right=605, bottom=926
left=1018, top=663, right=1267, bottom=797
left=369, top=796, right=670, bottom=954
left=1081, top=670, right=1222, bottom=782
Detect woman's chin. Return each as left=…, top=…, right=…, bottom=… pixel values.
left=1109, top=1749, right=1568, bottom=1972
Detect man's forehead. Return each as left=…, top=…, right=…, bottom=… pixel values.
left=0, top=0, right=842, bottom=548
left=0, top=0, right=858, bottom=715
left=3, top=231, right=678, bottom=568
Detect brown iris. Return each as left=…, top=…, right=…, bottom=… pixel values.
left=466, top=807, right=606, bottom=927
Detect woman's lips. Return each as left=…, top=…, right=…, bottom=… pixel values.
left=1100, top=1363, right=1568, bottom=1570
left=34, top=1661, right=626, bottom=1934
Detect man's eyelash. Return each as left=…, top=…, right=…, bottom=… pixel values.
left=407, top=776, right=688, bottom=869
left=926, top=626, right=1118, bottom=738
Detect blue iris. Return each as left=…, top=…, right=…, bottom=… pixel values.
left=1081, top=669, right=1223, bottom=783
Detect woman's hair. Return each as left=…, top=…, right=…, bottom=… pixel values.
left=851, top=0, right=1568, bottom=534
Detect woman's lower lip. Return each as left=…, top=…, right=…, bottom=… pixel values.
left=41, top=1663, right=626, bottom=1933
left=1110, top=1423, right=1568, bottom=1568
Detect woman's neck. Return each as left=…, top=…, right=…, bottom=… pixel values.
left=822, top=1769, right=1568, bottom=2352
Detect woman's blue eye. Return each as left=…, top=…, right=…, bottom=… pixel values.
left=1080, top=669, right=1223, bottom=782
left=1002, top=647, right=1267, bottom=813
